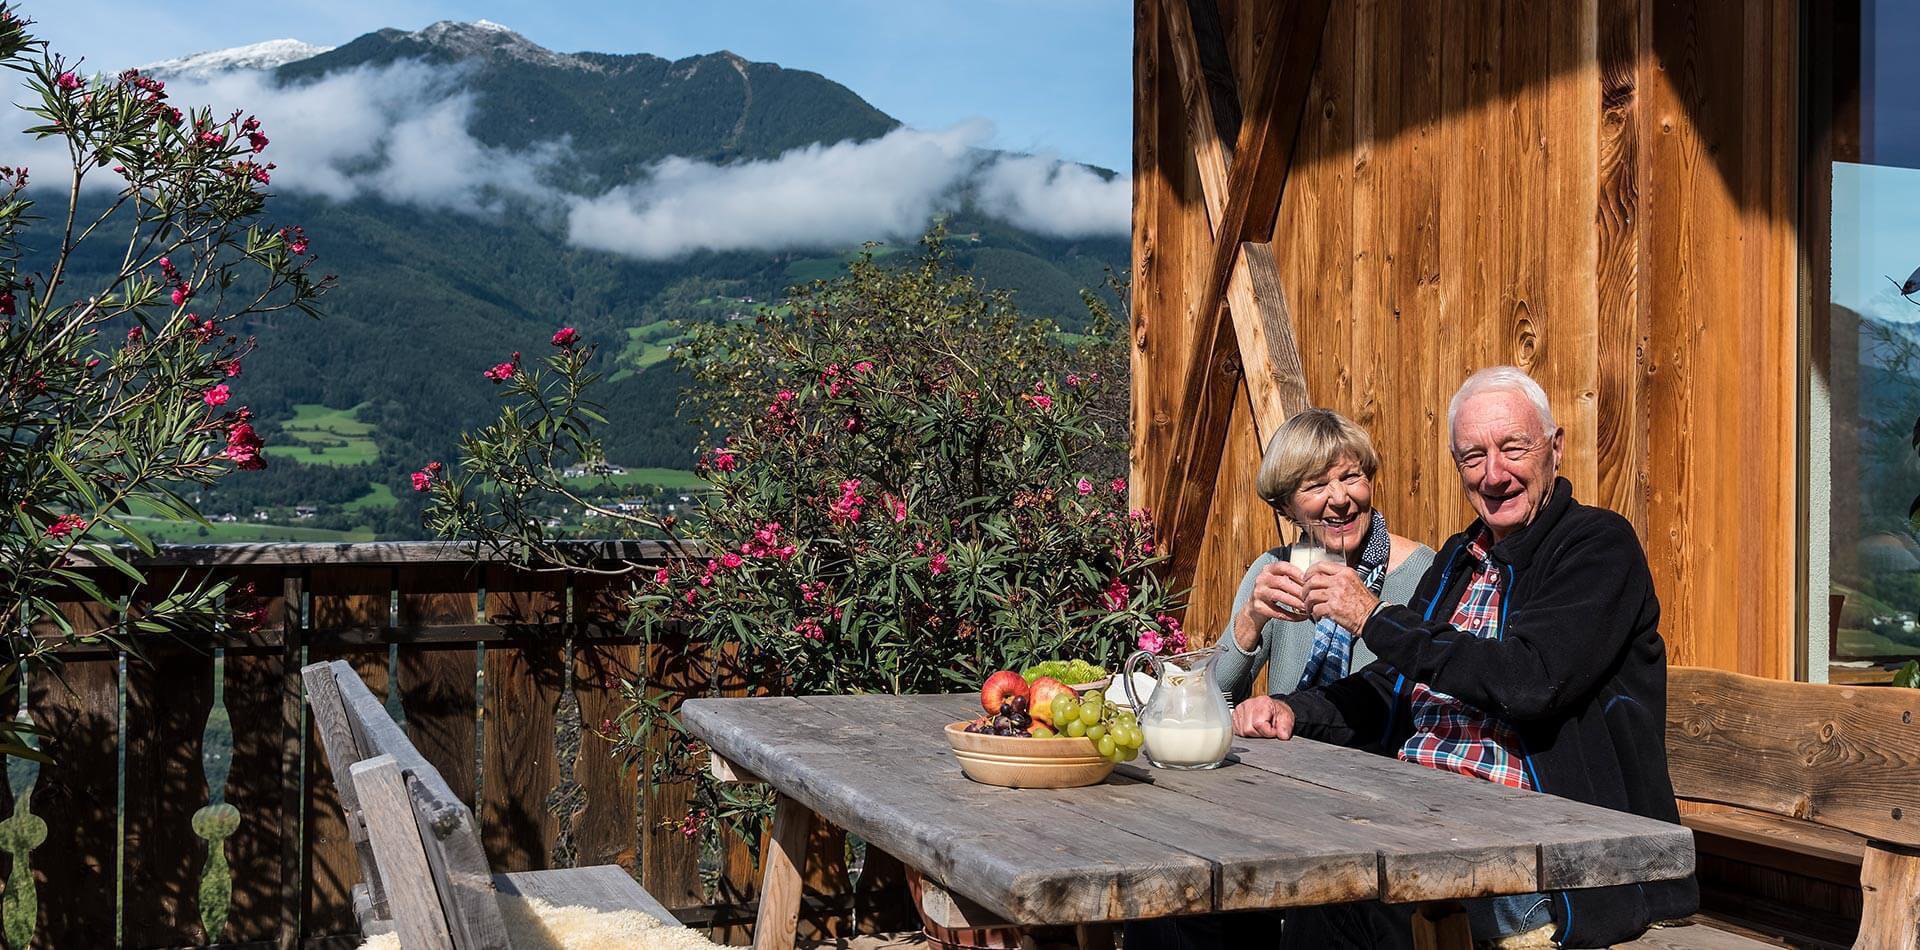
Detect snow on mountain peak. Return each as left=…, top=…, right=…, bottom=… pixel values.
left=138, top=39, right=333, bottom=78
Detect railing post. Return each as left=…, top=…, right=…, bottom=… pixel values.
left=278, top=569, right=306, bottom=950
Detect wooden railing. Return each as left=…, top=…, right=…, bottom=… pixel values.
left=0, top=542, right=854, bottom=949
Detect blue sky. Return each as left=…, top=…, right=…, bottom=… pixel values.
left=25, top=0, right=1134, bottom=171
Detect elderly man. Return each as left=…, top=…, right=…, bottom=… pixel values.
left=1237, top=366, right=1697, bottom=949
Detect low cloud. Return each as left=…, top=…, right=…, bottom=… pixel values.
left=973, top=152, right=1131, bottom=238
left=11, top=59, right=1128, bottom=257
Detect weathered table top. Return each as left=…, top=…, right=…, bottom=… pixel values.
left=680, top=693, right=1695, bottom=925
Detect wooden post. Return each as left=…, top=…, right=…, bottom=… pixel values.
left=350, top=755, right=455, bottom=950
left=278, top=571, right=305, bottom=950
left=752, top=794, right=814, bottom=950
left=1410, top=903, right=1472, bottom=950
left=1858, top=842, right=1920, bottom=950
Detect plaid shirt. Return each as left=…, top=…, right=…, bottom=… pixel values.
left=1397, top=529, right=1535, bottom=790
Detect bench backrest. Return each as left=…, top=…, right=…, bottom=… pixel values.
left=1665, top=666, right=1920, bottom=849
left=302, top=660, right=509, bottom=949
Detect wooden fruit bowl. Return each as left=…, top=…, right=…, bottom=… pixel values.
left=943, top=722, right=1116, bottom=789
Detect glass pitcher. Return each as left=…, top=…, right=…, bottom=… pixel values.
left=1123, top=646, right=1235, bottom=770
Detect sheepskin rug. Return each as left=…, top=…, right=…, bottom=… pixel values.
left=360, top=894, right=724, bottom=950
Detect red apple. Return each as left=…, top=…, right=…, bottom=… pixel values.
left=980, top=669, right=1031, bottom=715
left=1027, top=676, right=1075, bottom=726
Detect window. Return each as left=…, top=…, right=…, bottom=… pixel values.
left=1817, top=0, right=1920, bottom=670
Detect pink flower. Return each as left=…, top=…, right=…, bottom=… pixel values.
left=202, top=384, right=230, bottom=407
left=1102, top=577, right=1131, bottom=611
left=754, top=522, right=781, bottom=546
left=1028, top=393, right=1053, bottom=412
left=794, top=617, right=826, bottom=641
left=1076, top=478, right=1092, bottom=496
left=410, top=470, right=433, bottom=492
left=682, top=588, right=698, bottom=605
left=224, top=420, right=266, bottom=470
left=653, top=567, right=671, bottom=584
left=46, top=514, right=88, bottom=538
left=929, top=553, right=949, bottom=575
left=171, top=284, right=192, bottom=307
left=0, top=290, right=14, bottom=316
left=852, top=361, right=874, bottom=373
left=1066, top=373, right=1082, bottom=387
left=55, top=72, right=82, bottom=91
left=126, top=326, right=143, bottom=342
left=246, top=131, right=269, bottom=153
left=222, top=359, right=242, bottom=378
left=1110, top=477, right=1127, bottom=494
left=842, top=414, right=862, bottom=433
left=1156, top=614, right=1188, bottom=652
left=1136, top=629, right=1165, bottom=655
left=710, top=450, right=737, bottom=472
left=800, top=581, right=828, bottom=604
left=883, top=493, right=907, bottom=523
left=551, top=326, right=579, bottom=347
left=279, top=227, right=308, bottom=255
left=827, top=478, right=865, bottom=524
left=720, top=552, right=744, bottom=569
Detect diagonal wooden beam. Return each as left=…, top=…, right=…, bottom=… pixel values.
left=1153, top=0, right=1330, bottom=576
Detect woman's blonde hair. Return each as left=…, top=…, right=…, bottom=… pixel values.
left=1255, top=408, right=1380, bottom=512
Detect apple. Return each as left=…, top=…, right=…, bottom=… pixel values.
left=980, top=669, right=1031, bottom=715
left=1027, top=676, right=1075, bottom=726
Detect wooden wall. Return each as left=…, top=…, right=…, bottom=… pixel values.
left=1133, top=0, right=1802, bottom=680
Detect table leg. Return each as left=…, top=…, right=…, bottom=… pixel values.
left=752, top=793, right=815, bottom=950
left=1411, top=902, right=1472, bottom=950
left=1074, top=922, right=1115, bottom=950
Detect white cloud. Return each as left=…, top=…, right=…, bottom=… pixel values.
left=566, top=121, right=992, bottom=259
left=973, top=152, right=1131, bottom=238
left=8, top=60, right=1129, bottom=257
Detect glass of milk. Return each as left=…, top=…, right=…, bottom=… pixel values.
left=1289, top=520, right=1337, bottom=571
left=1123, top=647, right=1235, bottom=770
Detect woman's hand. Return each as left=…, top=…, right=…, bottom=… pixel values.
left=1232, top=695, right=1296, bottom=739
left=1244, top=562, right=1310, bottom=633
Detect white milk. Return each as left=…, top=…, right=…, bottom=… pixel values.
left=1289, top=544, right=1333, bottom=571
left=1141, top=718, right=1233, bottom=767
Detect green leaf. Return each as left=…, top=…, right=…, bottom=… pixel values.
left=1895, top=661, right=1920, bottom=690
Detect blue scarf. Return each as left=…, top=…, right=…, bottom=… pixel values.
left=1294, top=510, right=1393, bottom=690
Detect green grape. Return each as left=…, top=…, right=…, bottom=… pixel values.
left=1115, top=711, right=1137, bottom=728
left=1077, top=703, right=1101, bottom=727
left=1120, top=744, right=1140, bottom=761
left=1032, top=725, right=1055, bottom=738
left=1052, top=694, right=1075, bottom=717
left=1121, top=725, right=1143, bottom=748
left=1065, top=718, right=1088, bottom=738
left=1085, top=723, right=1107, bottom=743
left=1083, top=693, right=1106, bottom=715
left=1096, top=735, right=1117, bottom=757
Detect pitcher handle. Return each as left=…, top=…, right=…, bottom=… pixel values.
left=1122, top=650, right=1158, bottom=711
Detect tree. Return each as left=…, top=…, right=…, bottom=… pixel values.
left=0, top=4, right=331, bottom=750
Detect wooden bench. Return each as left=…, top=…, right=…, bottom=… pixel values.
left=302, top=659, right=678, bottom=948
left=1652, top=666, right=1920, bottom=950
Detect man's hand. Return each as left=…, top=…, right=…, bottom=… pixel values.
left=1232, top=694, right=1295, bottom=739
left=1303, top=562, right=1381, bottom=633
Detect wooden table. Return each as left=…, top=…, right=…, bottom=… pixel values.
left=681, top=693, right=1695, bottom=950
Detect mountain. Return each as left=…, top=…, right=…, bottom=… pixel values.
left=88, top=23, right=1130, bottom=540
left=140, top=39, right=336, bottom=78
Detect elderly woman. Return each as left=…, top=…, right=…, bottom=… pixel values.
left=1215, top=408, right=1433, bottom=706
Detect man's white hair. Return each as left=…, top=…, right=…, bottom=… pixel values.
left=1447, top=366, right=1557, bottom=441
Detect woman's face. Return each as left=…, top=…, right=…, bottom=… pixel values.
left=1289, top=454, right=1374, bottom=557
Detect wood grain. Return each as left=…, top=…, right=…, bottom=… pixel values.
left=24, top=656, right=120, bottom=947
left=494, top=865, right=676, bottom=924
left=683, top=693, right=1692, bottom=924
left=350, top=755, right=455, bottom=950
left=1667, top=667, right=1920, bottom=849
left=121, top=644, right=214, bottom=946
left=479, top=566, right=566, bottom=873
left=1857, top=843, right=1920, bottom=950
left=751, top=794, right=812, bottom=950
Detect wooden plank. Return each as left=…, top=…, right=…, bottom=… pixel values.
left=278, top=571, right=305, bottom=950
left=646, top=630, right=709, bottom=913
left=478, top=565, right=566, bottom=873
left=1679, top=804, right=1864, bottom=888
left=224, top=649, right=291, bottom=944
left=570, top=637, right=640, bottom=874
left=397, top=563, right=482, bottom=809
left=120, top=643, right=214, bottom=946
left=1542, top=0, right=1601, bottom=500
left=349, top=755, right=455, bottom=950
left=303, top=646, right=389, bottom=938
left=1667, top=667, right=1920, bottom=848
left=751, top=794, right=812, bottom=950
left=1159, top=0, right=1237, bottom=223
left=1593, top=0, right=1648, bottom=530
left=331, top=662, right=507, bottom=948
left=494, top=866, right=676, bottom=924
left=1857, top=843, right=1920, bottom=950
left=300, top=661, right=384, bottom=923
left=24, top=656, right=120, bottom=948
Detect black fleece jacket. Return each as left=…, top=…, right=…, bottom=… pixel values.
left=1282, top=479, right=1698, bottom=948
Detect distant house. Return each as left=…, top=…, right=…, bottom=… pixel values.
left=252, top=510, right=270, bottom=521
left=217, top=513, right=239, bottom=523
left=293, top=505, right=317, bottom=520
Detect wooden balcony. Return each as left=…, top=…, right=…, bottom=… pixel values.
left=5, top=542, right=858, bottom=949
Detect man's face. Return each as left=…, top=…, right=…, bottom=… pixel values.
left=1451, top=390, right=1563, bottom=540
